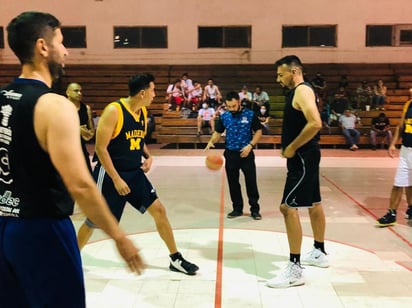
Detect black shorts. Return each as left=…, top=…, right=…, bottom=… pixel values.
left=281, top=146, right=321, bottom=208
left=86, top=164, right=158, bottom=228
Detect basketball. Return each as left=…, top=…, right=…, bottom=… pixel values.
left=205, top=154, right=224, bottom=171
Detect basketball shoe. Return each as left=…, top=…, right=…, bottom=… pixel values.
left=266, top=262, right=304, bottom=288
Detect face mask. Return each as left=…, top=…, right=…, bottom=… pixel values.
left=260, top=109, right=266, bottom=114
left=202, top=103, right=207, bottom=109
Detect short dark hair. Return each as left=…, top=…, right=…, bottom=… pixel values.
left=128, top=73, right=155, bottom=96
left=226, top=91, right=239, bottom=101
left=7, top=11, right=61, bottom=64
left=274, top=55, right=303, bottom=70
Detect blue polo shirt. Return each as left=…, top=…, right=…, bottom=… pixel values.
left=216, top=109, right=261, bottom=151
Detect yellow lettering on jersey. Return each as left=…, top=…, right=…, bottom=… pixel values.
left=125, top=130, right=145, bottom=139
left=130, top=138, right=141, bottom=150
left=405, top=124, right=412, bottom=134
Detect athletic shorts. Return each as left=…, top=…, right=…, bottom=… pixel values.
left=0, top=216, right=85, bottom=307
left=281, top=146, right=321, bottom=208
left=394, top=145, right=412, bottom=187
left=86, top=164, right=158, bottom=228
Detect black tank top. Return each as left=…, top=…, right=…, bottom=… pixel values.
left=0, top=78, right=73, bottom=218
left=402, top=100, right=412, bottom=147
left=78, top=102, right=92, bottom=173
left=281, top=82, right=320, bottom=151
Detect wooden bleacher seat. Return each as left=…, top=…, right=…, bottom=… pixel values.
left=1, top=63, right=411, bottom=148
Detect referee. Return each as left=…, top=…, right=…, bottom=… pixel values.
left=205, top=91, right=263, bottom=220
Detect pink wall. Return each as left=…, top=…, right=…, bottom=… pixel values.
left=1, top=0, right=412, bottom=65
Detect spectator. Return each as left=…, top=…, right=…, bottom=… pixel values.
left=66, top=82, right=95, bottom=173
left=311, top=72, right=327, bottom=106
left=339, top=109, right=361, bottom=150
left=146, top=109, right=156, bottom=144
left=186, top=80, right=203, bottom=111
left=166, top=79, right=185, bottom=111
left=372, top=79, right=387, bottom=111
left=252, top=85, right=270, bottom=114
left=257, top=104, right=271, bottom=135
left=197, top=101, right=215, bottom=136
left=180, top=72, right=193, bottom=93
left=329, top=87, right=349, bottom=126
left=355, top=80, right=372, bottom=110
left=338, top=74, right=349, bottom=90
left=370, top=112, right=392, bottom=150
left=202, top=78, right=222, bottom=108
left=239, top=85, right=253, bottom=110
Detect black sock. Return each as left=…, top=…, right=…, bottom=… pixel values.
left=314, top=241, right=327, bottom=255
left=170, top=252, right=181, bottom=260
left=290, top=253, right=300, bottom=264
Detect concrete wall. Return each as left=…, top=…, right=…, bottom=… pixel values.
left=0, top=0, right=412, bottom=65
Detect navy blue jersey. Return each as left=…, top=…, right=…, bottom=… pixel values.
left=281, top=82, right=320, bottom=151
left=100, top=99, right=148, bottom=171
left=401, top=100, right=412, bottom=147
left=0, top=78, right=73, bottom=218
left=216, top=109, right=261, bottom=151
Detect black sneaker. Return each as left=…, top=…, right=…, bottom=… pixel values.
left=227, top=210, right=243, bottom=218
left=406, top=206, right=412, bottom=220
left=251, top=212, right=262, bottom=220
left=169, top=252, right=199, bottom=276
left=376, top=209, right=396, bottom=227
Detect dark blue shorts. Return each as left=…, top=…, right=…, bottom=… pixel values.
left=281, top=146, right=321, bottom=208
left=0, top=216, right=85, bottom=307
left=86, top=164, right=158, bottom=228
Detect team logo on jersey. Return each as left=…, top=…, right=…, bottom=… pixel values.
left=1, top=90, right=23, bottom=101
left=241, top=116, right=249, bottom=124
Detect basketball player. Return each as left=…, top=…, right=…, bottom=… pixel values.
left=0, top=11, right=144, bottom=307
left=266, top=55, right=328, bottom=288
left=76, top=73, right=199, bottom=276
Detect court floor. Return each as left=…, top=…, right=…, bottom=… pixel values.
left=71, top=147, right=412, bottom=308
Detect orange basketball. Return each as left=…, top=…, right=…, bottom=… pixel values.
left=205, top=154, right=224, bottom=171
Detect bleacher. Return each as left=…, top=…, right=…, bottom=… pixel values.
left=1, top=63, right=411, bottom=148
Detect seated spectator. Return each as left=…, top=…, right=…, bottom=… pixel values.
left=166, top=79, right=186, bottom=111
left=180, top=72, right=193, bottom=93
left=339, top=109, right=361, bottom=151
left=257, top=105, right=271, bottom=135
left=145, top=110, right=156, bottom=144
left=320, top=102, right=331, bottom=134
left=197, top=102, right=215, bottom=136
left=186, top=80, right=203, bottom=111
left=311, top=72, right=328, bottom=108
left=338, top=74, right=349, bottom=90
left=202, top=78, right=222, bottom=108
left=355, top=80, right=372, bottom=110
left=372, top=79, right=387, bottom=111
left=370, top=112, right=392, bottom=150
left=252, top=85, right=270, bottom=113
left=329, top=87, right=349, bottom=126
left=239, top=85, right=253, bottom=110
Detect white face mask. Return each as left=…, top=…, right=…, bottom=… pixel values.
left=260, top=109, right=266, bottom=114
left=202, top=103, right=207, bottom=109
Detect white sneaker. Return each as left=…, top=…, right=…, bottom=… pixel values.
left=266, top=262, right=305, bottom=288
left=301, top=247, right=329, bottom=268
